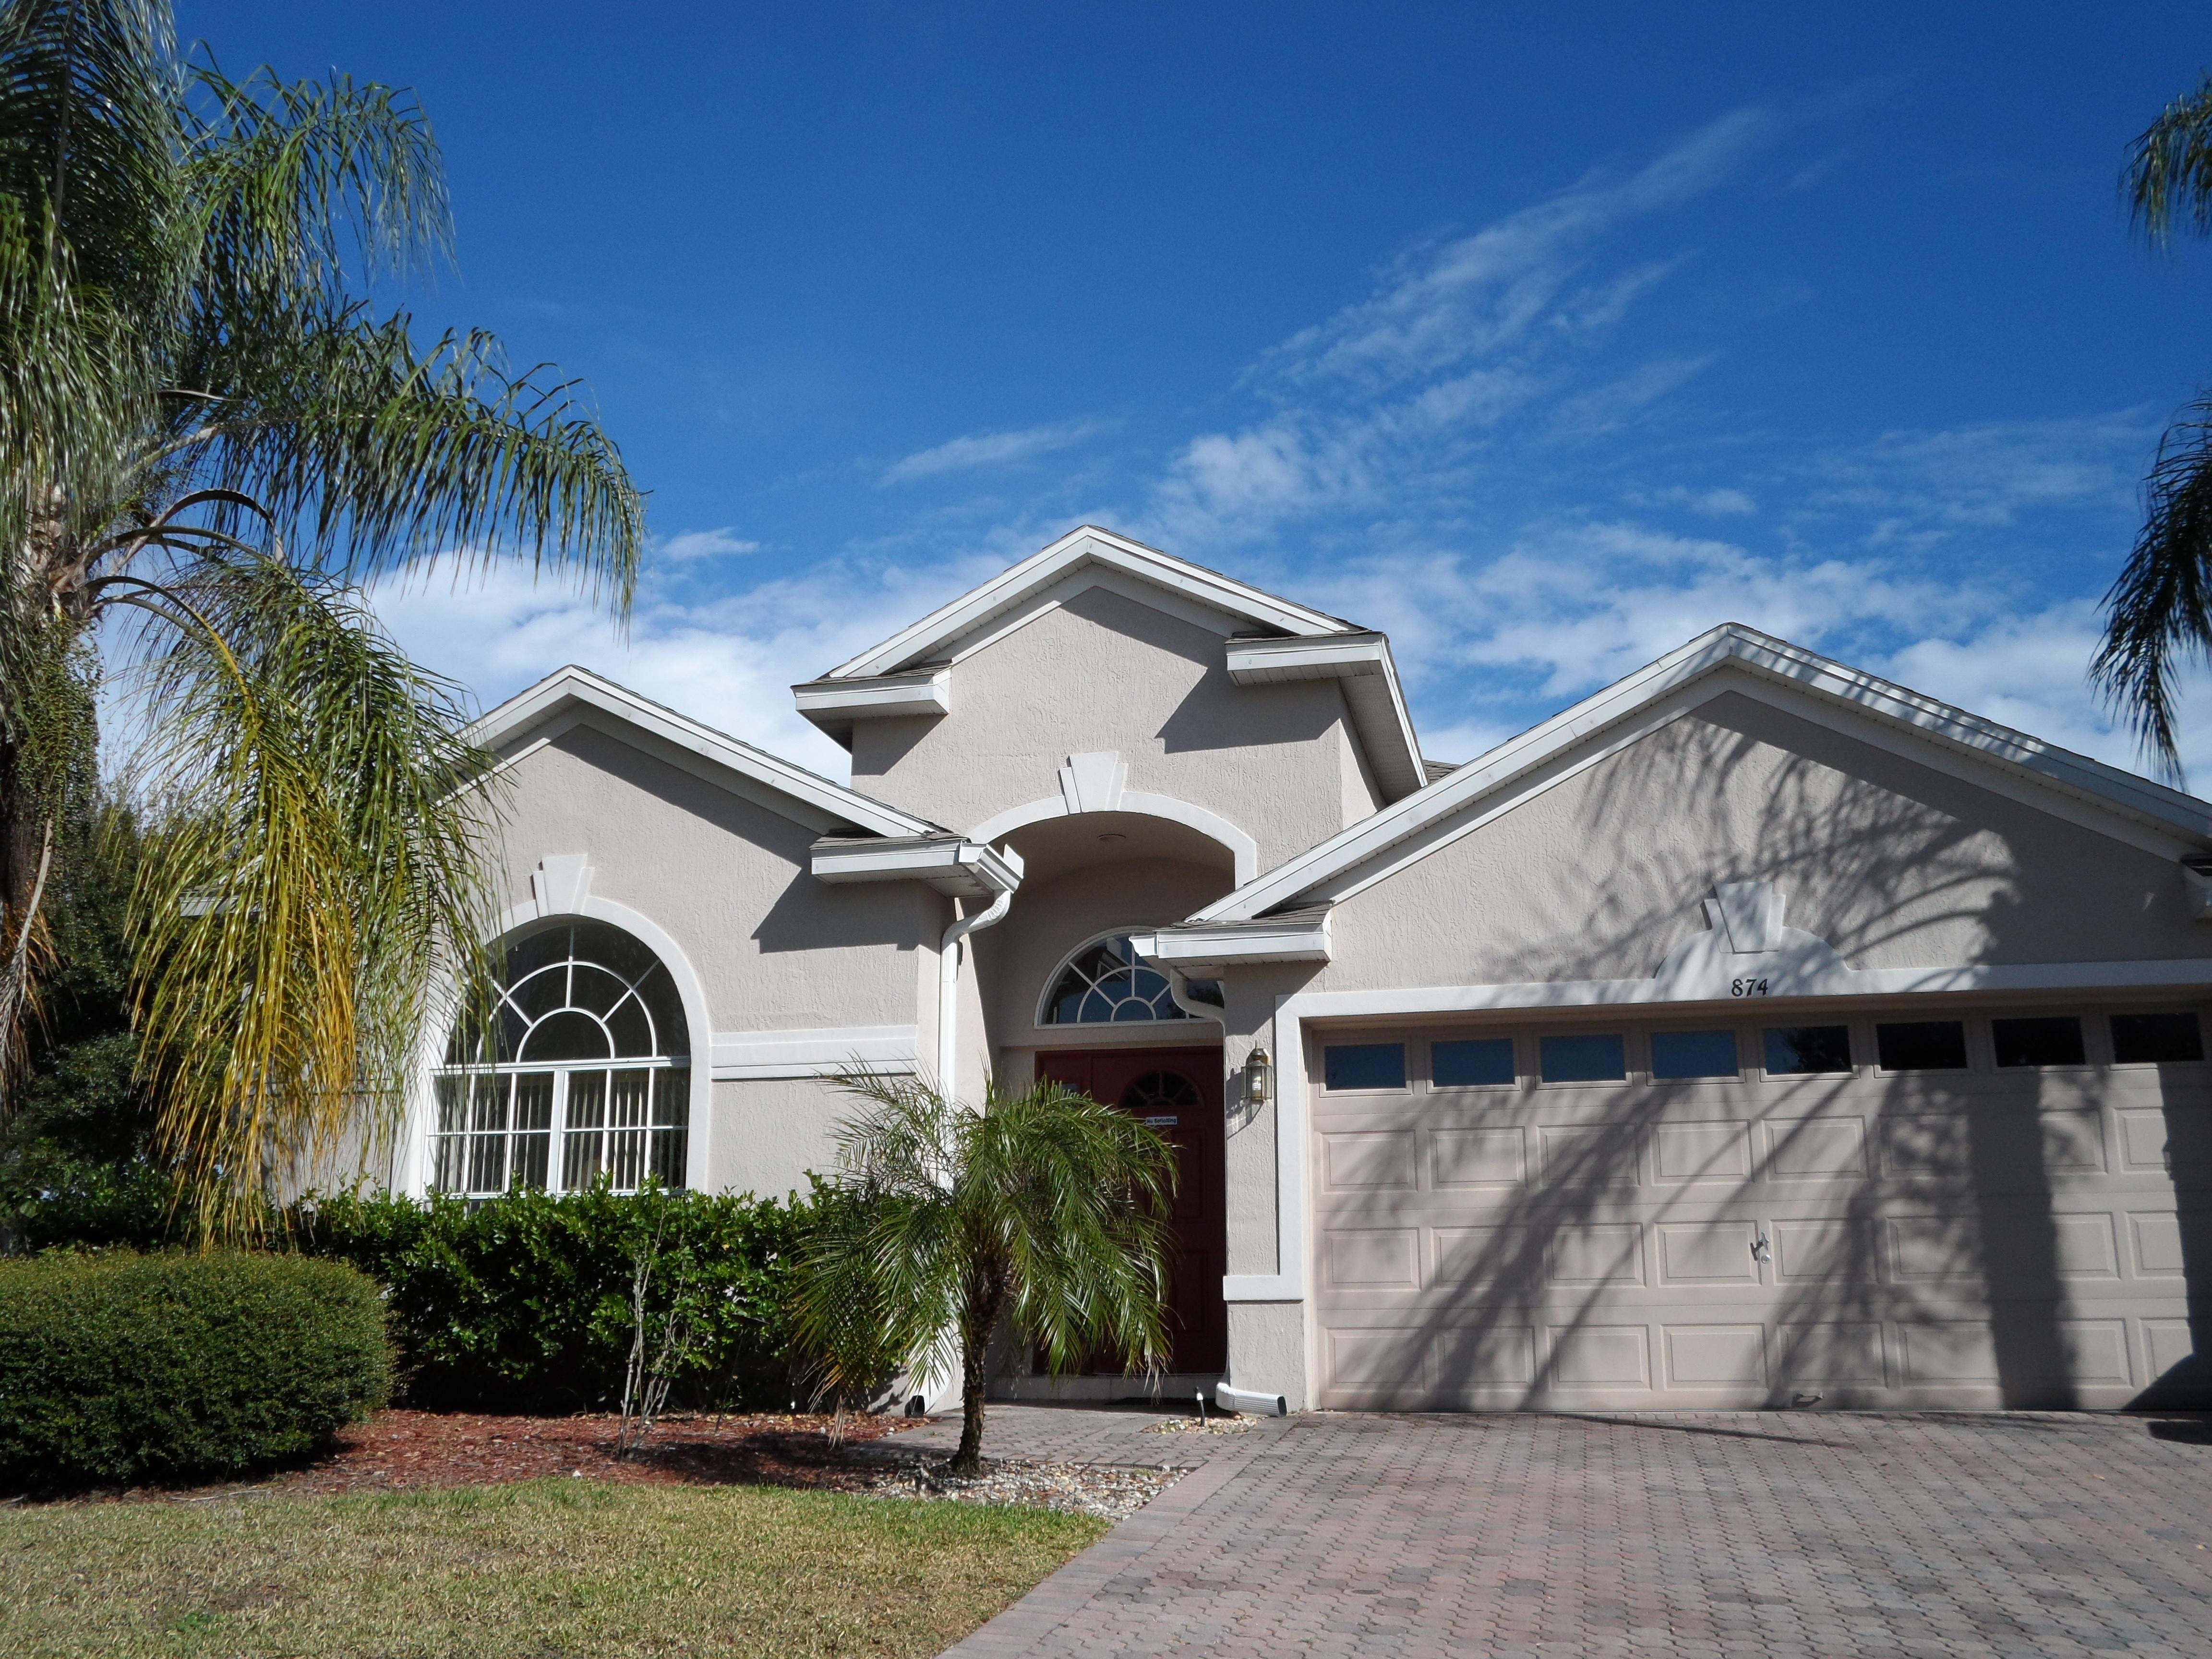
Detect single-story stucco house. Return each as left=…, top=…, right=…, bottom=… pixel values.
left=393, top=523, right=2212, bottom=1414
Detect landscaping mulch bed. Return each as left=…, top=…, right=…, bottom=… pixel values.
left=268, top=1408, right=926, bottom=1497
left=94, top=1408, right=1183, bottom=1520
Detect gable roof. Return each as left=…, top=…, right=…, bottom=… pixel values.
left=823, top=525, right=1358, bottom=677
left=798, top=525, right=1428, bottom=800
left=1187, top=622, right=2212, bottom=924
left=470, top=665, right=942, bottom=841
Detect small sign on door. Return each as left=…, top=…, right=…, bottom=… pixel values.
left=1143, top=1114, right=1179, bottom=1128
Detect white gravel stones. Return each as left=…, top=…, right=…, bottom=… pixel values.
left=1144, top=1413, right=1254, bottom=1436
left=860, top=1452, right=1181, bottom=1520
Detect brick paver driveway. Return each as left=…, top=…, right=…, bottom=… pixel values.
left=911, top=1406, right=2212, bottom=1657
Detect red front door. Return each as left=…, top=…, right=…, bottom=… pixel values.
left=1036, top=1046, right=1227, bottom=1375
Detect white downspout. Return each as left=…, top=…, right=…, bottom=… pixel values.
left=936, top=882, right=1012, bottom=1095
left=1160, top=965, right=1226, bottom=1027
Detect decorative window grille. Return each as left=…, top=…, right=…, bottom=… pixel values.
left=1040, top=933, right=1220, bottom=1024
left=432, top=920, right=689, bottom=1196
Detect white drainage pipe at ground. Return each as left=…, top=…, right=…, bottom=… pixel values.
left=1216, top=1383, right=1286, bottom=1417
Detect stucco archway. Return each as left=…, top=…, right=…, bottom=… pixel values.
left=971, top=792, right=1258, bottom=885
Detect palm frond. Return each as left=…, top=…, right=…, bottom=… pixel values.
left=120, top=552, right=498, bottom=1240
left=2128, top=72, right=2212, bottom=246
left=2092, top=401, right=2212, bottom=784
left=176, top=314, right=644, bottom=607
left=790, top=1071, right=1179, bottom=1436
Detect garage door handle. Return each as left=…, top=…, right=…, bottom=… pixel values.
left=1752, top=1234, right=1773, bottom=1264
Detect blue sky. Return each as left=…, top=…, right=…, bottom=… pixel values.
left=191, top=2, right=2212, bottom=783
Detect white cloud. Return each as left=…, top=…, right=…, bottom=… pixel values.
left=1144, top=110, right=1790, bottom=549
left=1808, top=414, right=2151, bottom=543
left=882, top=418, right=1109, bottom=485
left=656, top=526, right=762, bottom=562
left=1268, top=108, right=1779, bottom=393
left=1645, top=484, right=1757, bottom=516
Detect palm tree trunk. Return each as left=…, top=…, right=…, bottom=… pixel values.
left=951, top=1337, right=989, bottom=1475
left=949, top=1274, right=1006, bottom=1476
left=0, top=735, right=54, bottom=1089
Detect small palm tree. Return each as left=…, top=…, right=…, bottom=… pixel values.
left=791, top=1072, right=1177, bottom=1475
left=0, top=1, right=642, bottom=1237
left=2096, top=72, right=2212, bottom=777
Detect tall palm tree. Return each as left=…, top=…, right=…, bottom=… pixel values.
left=2097, top=72, right=2212, bottom=779
left=791, top=1073, right=1177, bottom=1475
left=0, top=0, right=644, bottom=1239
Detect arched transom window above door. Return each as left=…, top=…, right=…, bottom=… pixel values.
left=1040, top=932, right=1221, bottom=1025
left=432, top=920, right=690, bottom=1197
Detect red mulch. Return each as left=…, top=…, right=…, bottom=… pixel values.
left=115, top=1410, right=933, bottom=1502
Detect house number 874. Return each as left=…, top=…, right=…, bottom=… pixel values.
left=1730, top=977, right=1770, bottom=998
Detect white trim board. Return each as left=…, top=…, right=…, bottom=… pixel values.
left=710, top=1025, right=918, bottom=1080
left=1197, top=624, right=2212, bottom=923
left=471, top=664, right=939, bottom=841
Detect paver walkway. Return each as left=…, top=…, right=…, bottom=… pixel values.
left=912, top=1405, right=2212, bottom=1657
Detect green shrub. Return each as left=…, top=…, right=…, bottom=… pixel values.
left=286, top=1184, right=812, bottom=1414
left=0, top=1251, right=392, bottom=1489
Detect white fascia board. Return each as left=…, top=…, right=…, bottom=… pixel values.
left=1225, top=634, right=1391, bottom=683
left=792, top=667, right=950, bottom=725
left=1127, top=913, right=1332, bottom=969
left=1224, top=633, right=1426, bottom=803
left=810, top=836, right=1024, bottom=898
left=793, top=667, right=950, bottom=716
left=1197, top=623, right=2212, bottom=923
left=826, top=526, right=1357, bottom=679
left=471, top=665, right=938, bottom=841
left=710, top=1024, right=918, bottom=1080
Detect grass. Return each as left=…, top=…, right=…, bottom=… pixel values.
left=0, top=1478, right=1108, bottom=1658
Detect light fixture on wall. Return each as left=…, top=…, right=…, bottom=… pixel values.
left=1243, top=1044, right=1272, bottom=1107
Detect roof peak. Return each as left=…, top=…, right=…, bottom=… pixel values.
left=822, top=525, right=1362, bottom=682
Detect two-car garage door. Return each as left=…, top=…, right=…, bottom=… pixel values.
left=1309, top=1002, right=2212, bottom=1410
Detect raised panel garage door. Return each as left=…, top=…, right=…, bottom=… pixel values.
left=1309, top=1005, right=2212, bottom=1410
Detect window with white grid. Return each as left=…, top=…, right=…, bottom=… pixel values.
left=431, top=920, right=690, bottom=1196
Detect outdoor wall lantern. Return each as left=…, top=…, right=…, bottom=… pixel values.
left=1243, top=1045, right=1272, bottom=1108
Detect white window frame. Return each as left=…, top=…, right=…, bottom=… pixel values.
left=429, top=917, right=693, bottom=1197
left=1035, top=926, right=1206, bottom=1029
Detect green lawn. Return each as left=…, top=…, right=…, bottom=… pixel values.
left=0, top=1479, right=1106, bottom=1658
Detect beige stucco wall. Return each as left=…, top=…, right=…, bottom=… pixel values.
left=705, top=1076, right=854, bottom=1200
left=849, top=584, right=1372, bottom=869
left=1311, top=689, right=2210, bottom=995
left=495, top=721, right=934, bottom=1034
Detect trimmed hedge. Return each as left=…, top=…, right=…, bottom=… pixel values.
left=286, top=1184, right=813, bottom=1414
left=0, top=1251, right=392, bottom=1489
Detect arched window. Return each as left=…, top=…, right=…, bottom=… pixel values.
left=431, top=920, right=691, bottom=1196
left=1040, top=933, right=1220, bottom=1025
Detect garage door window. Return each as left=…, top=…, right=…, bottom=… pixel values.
left=1324, top=1043, right=1406, bottom=1090
left=1540, top=1033, right=1626, bottom=1083
left=1876, top=1020, right=1968, bottom=1072
left=1433, top=1037, right=1515, bottom=1088
left=1991, top=1016, right=2085, bottom=1069
left=1651, top=1029, right=1738, bottom=1080
left=2113, top=1011, right=2205, bottom=1064
left=1764, top=1024, right=1851, bottom=1075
